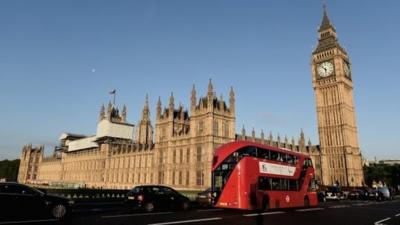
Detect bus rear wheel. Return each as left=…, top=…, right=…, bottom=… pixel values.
left=262, top=197, right=269, bottom=211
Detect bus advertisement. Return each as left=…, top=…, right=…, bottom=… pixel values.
left=211, top=141, right=318, bottom=210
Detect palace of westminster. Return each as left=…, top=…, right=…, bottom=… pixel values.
left=18, top=7, right=364, bottom=190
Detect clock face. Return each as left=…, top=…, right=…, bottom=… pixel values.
left=343, top=62, right=351, bottom=77
left=317, top=61, right=334, bottom=77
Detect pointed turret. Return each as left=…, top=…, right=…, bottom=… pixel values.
left=241, top=125, right=246, bottom=138
left=107, top=101, right=112, bottom=119
left=261, top=130, right=265, bottom=140
left=136, top=94, right=153, bottom=147
left=207, top=79, right=214, bottom=108
left=191, top=84, right=196, bottom=110
left=169, top=92, right=174, bottom=114
left=99, top=104, right=105, bottom=121
left=284, top=135, right=288, bottom=147
left=291, top=137, right=296, bottom=150
left=229, top=86, right=235, bottom=113
left=121, top=104, right=127, bottom=122
left=207, top=78, right=214, bottom=97
left=251, top=127, right=255, bottom=140
left=299, top=129, right=305, bottom=151
left=277, top=133, right=281, bottom=148
left=269, top=131, right=273, bottom=145
left=141, top=94, right=150, bottom=121
left=157, top=96, right=162, bottom=119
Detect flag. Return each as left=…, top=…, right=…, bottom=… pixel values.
left=109, top=89, right=116, bottom=94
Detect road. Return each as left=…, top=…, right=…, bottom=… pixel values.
left=1, top=200, right=399, bottom=225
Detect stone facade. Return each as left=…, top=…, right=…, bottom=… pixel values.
left=18, top=6, right=365, bottom=189
left=311, top=6, right=364, bottom=186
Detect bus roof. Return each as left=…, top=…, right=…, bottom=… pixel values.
left=213, top=140, right=310, bottom=169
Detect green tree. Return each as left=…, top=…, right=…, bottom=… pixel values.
left=364, top=163, right=400, bottom=188
left=0, top=159, right=20, bottom=181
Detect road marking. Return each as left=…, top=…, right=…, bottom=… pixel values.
left=102, top=212, right=173, bottom=218
left=353, top=203, right=369, bottom=206
left=0, top=219, right=58, bottom=225
left=148, top=217, right=222, bottom=225
left=243, top=211, right=285, bottom=217
left=374, top=217, right=391, bottom=225
left=395, top=213, right=400, bottom=217
left=329, top=205, right=349, bottom=209
left=296, top=207, right=324, bottom=212
left=197, top=209, right=224, bottom=212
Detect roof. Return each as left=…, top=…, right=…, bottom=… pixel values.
left=212, top=140, right=309, bottom=170
left=318, top=5, right=336, bottom=32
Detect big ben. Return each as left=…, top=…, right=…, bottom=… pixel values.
left=311, top=5, right=364, bottom=187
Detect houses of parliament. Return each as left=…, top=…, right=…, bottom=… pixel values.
left=18, top=6, right=364, bottom=190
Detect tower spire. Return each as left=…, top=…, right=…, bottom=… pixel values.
left=319, top=2, right=335, bottom=32
left=169, top=92, right=175, bottom=113
left=141, top=94, right=150, bottom=120
left=208, top=79, right=214, bottom=96
left=191, top=84, right=196, bottom=109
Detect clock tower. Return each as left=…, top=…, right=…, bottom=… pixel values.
left=311, top=5, right=364, bottom=187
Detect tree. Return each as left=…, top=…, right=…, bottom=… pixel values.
left=0, top=159, right=20, bottom=181
left=364, top=163, right=400, bottom=188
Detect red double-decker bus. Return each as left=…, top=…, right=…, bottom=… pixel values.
left=211, top=141, right=318, bottom=210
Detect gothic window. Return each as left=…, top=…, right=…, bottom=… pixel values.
left=186, top=171, right=190, bottom=186
left=179, top=149, right=183, bottom=163
left=159, top=151, right=163, bottom=164
left=196, top=146, right=202, bottom=162
left=179, top=171, right=182, bottom=185
left=196, top=170, right=204, bottom=186
left=173, top=150, right=176, bottom=163
left=213, top=120, right=219, bottom=136
left=197, top=121, right=204, bottom=135
left=186, top=148, right=190, bottom=163
left=224, top=122, right=229, bottom=137
left=172, top=171, right=176, bottom=185
left=158, top=172, right=163, bottom=184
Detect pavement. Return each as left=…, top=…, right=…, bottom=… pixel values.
left=1, top=200, right=400, bottom=225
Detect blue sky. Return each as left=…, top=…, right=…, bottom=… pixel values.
left=0, top=0, right=399, bottom=160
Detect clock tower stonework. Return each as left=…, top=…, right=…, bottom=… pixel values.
left=311, top=6, right=364, bottom=187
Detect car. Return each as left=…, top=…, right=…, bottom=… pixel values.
left=371, top=187, right=393, bottom=201
left=196, top=188, right=212, bottom=207
left=324, top=186, right=345, bottom=201
left=0, top=182, right=74, bottom=220
left=348, top=189, right=368, bottom=200
left=125, top=185, right=190, bottom=212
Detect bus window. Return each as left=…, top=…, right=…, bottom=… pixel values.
left=289, top=179, right=299, bottom=191
left=242, top=147, right=257, bottom=157
left=258, top=149, right=270, bottom=160
left=270, top=151, right=279, bottom=161
left=308, top=178, right=317, bottom=191
left=282, top=154, right=289, bottom=163
left=293, top=156, right=299, bottom=165
left=258, top=177, right=269, bottom=190
left=304, top=158, right=313, bottom=168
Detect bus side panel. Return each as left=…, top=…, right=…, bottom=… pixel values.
left=301, top=167, right=318, bottom=207
left=239, top=158, right=259, bottom=210
left=215, top=168, right=240, bottom=209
